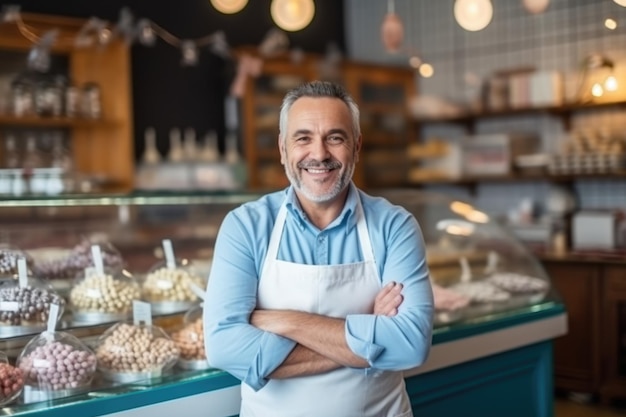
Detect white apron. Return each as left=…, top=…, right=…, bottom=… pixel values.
left=240, top=196, right=412, bottom=417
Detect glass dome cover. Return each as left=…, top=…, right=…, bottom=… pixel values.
left=171, top=304, right=210, bottom=370
left=16, top=330, right=97, bottom=392
left=69, top=267, right=140, bottom=324
left=95, top=321, right=180, bottom=382
left=0, top=276, right=65, bottom=335
left=379, top=189, right=551, bottom=325
left=141, top=258, right=206, bottom=314
left=0, top=352, right=24, bottom=406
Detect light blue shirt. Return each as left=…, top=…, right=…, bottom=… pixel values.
left=204, top=183, right=434, bottom=390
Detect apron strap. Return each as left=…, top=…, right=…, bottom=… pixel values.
left=260, top=192, right=376, bottom=277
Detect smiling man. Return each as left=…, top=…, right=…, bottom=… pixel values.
left=204, top=81, right=434, bottom=417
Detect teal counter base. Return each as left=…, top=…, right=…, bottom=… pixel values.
left=406, top=341, right=554, bottom=417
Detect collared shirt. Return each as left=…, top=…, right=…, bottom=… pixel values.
left=204, top=183, right=434, bottom=390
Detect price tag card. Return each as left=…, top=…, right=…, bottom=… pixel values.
left=162, top=239, right=176, bottom=269
left=133, top=300, right=152, bottom=326
left=47, top=303, right=60, bottom=333
left=0, top=301, right=19, bottom=312
left=18, top=258, right=28, bottom=288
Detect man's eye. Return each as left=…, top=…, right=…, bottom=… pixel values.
left=328, top=136, right=344, bottom=143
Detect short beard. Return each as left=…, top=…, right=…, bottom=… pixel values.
left=285, top=159, right=354, bottom=203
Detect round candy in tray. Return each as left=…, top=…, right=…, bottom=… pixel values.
left=450, top=281, right=511, bottom=303
left=95, top=322, right=180, bottom=383
left=16, top=331, right=96, bottom=399
left=487, top=272, right=549, bottom=294
left=0, top=360, right=24, bottom=406
left=0, top=278, right=65, bottom=337
left=171, top=305, right=210, bottom=370
left=33, top=239, right=125, bottom=281
left=0, top=248, right=35, bottom=278
left=69, top=269, right=140, bottom=324
left=141, top=260, right=206, bottom=315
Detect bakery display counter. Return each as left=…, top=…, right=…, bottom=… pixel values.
left=0, top=190, right=566, bottom=417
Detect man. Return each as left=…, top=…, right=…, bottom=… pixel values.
left=204, top=81, right=433, bottom=417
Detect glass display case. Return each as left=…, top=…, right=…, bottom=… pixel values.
left=379, top=189, right=552, bottom=326
left=0, top=189, right=564, bottom=417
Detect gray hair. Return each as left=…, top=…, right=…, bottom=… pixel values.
left=278, top=81, right=361, bottom=142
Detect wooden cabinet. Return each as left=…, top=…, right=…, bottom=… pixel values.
left=542, top=258, right=626, bottom=404
left=238, top=49, right=319, bottom=190
left=0, top=13, right=133, bottom=191
left=238, top=48, right=417, bottom=190
left=600, top=264, right=626, bottom=404
left=343, top=62, right=417, bottom=189
left=543, top=260, right=602, bottom=395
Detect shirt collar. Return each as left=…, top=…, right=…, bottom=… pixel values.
left=284, top=183, right=359, bottom=233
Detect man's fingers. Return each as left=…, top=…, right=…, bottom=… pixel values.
left=374, top=282, right=403, bottom=316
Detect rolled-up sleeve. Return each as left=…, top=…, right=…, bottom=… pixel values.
left=345, top=212, right=434, bottom=370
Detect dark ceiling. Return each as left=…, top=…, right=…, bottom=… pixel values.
left=0, top=0, right=346, bottom=159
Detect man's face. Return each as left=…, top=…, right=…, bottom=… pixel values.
left=279, top=97, right=361, bottom=204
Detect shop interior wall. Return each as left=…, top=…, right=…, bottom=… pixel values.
left=345, top=0, right=626, bottom=217
left=0, top=0, right=345, bottom=162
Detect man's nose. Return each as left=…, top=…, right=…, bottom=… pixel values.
left=309, top=138, right=330, bottom=160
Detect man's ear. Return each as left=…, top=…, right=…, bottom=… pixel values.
left=355, top=134, right=362, bottom=163
left=278, top=136, right=286, bottom=165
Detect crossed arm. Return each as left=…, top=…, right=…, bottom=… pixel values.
left=250, top=282, right=404, bottom=379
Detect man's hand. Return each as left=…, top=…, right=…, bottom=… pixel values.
left=374, top=281, right=403, bottom=316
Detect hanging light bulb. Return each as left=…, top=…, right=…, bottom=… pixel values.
left=136, top=19, right=156, bottom=46
left=454, top=0, right=493, bottom=32
left=27, top=30, right=57, bottom=73
left=522, top=0, right=549, bottom=14
left=271, top=0, right=315, bottom=32
left=181, top=40, right=199, bottom=66
left=605, top=75, right=618, bottom=92
left=210, top=0, right=248, bottom=14
left=419, top=63, right=434, bottom=78
left=380, top=0, right=404, bottom=53
left=613, top=0, right=626, bottom=7
left=591, top=83, right=604, bottom=97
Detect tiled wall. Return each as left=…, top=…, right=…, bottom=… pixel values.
left=345, top=0, right=626, bottom=218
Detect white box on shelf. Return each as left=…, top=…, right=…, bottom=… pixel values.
left=529, top=71, right=564, bottom=107
left=572, top=211, right=623, bottom=250
left=462, top=134, right=540, bottom=176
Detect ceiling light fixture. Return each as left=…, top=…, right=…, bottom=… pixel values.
left=613, top=0, right=626, bottom=7
left=271, top=0, right=315, bottom=32
left=380, top=0, right=404, bottom=53
left=454, top=0, right=493, bottom=32
left=522, top=0, right=550, bottom=14
left=210, top=0, right=248, bottom=14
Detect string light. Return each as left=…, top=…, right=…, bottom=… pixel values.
left=0, top=5, right=234, bottom=69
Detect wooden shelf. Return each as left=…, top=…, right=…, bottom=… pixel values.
left=406, top=171, right=626, bottom=187
left=414, top=100, right=626, bottom=124
left=0, top=115, right=119, bottom=128
left=0, top=13, right=134, bottom=192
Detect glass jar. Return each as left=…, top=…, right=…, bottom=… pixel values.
left=80, top=83, right=102, bottom=119
left=10, top=78, right=34, bottom=117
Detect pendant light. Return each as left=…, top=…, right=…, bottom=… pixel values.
left=270, top=0, right=315, bottom=32
left=522, top=0, right=549, bottom=14
left=613, top=0, right=626, bottom=7
left=210, top=0, right=248, bottom=14
left=454, top=0, right=493, bottom=32
left=380, top=0, right=404, bottom=53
